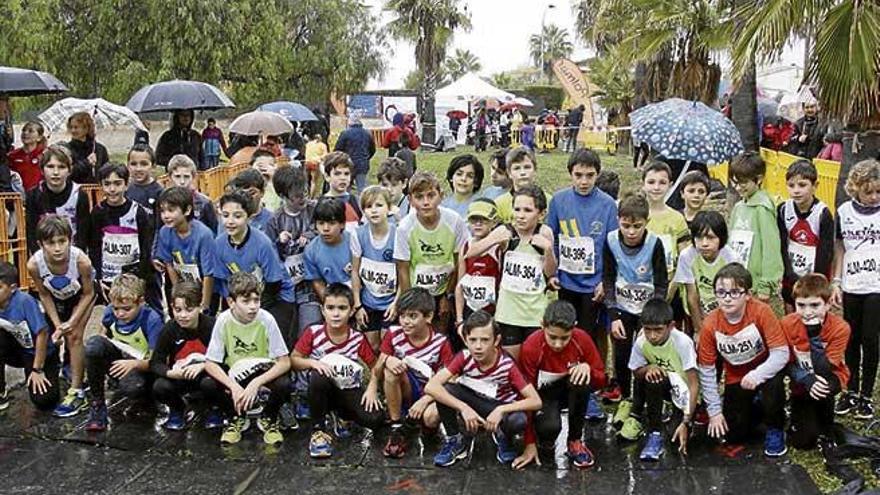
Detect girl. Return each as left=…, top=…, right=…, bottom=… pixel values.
left=65, top=112, right=109, bottom=184
left=466, top=184, right=556, bottom=359
left=454, top=198, right=501, bottom=348
left=8, top=121, right=47, bottom=191
left=441, top=154, right=485, bottom=219
left=831, top=159, right=880, bottom=419
left=351, top=186, right=398, bottom=353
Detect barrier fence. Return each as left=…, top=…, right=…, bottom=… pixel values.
left=507, top=125, right=623, bottom=154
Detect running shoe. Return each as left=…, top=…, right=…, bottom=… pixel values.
left=612, top=400, right=633, bottom=429
left=764, top=428, right=787, bottom=457
left=259, top=418, right=283, bottom=445
left=279, top=401, right=300, bottom=431
left=599, top=384, right=622, bottom=403
left=566, top=439, right=596, bottom=468
left=835, top=392, right=859, bottom=416
left=619, top=416, right=644, bottom=441
left=163, top=408, right=187, bottom=431
left=295, top=400, right=311, bottom=421
left=584, top=392, right=607, bottom=421
left=85, top=401, right=108, bottom=432
left=310, top=430, right=334, bottom=458
left=639, top=431, right=665, bottom=461
left=203, top=407, right=224, bottom=430
left=332, top=414, right=354, bottom=439
left=854, top=396, right=875, bottom=420
left=434, top=433, right=468, bottom=467
left=0, top=389, right=9, bottom=412
left=383, top=425, right=407, bottom=458
left=493, top=430, right=517, bottom=464
left=53, top=389, right=87, bottom=418
left=221, top=416, right=249, bottom=444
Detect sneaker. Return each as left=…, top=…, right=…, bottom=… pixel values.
left=332, top=415, right=354, bottom=439
left=434, top=433, right=468, bottom=467
left=85, top=401, right=109, bottom=432
left=612, top=400, right=633, bottom=429
left=221, top=416, right=249, bottom=444
left=566, top=439, right=596, bottom=468
left=584, top=392, right=607, bottom=421
left=836, top=392, right=859, bottom=416
left=203, top=407, right=224, bottom=430
left=493, top=430, right=517, bottom=464
left=764, top=428, right=787, bottom=457
left=309, top=429, right=334, bottom=458
left=279, top=401, right=300, bottom=431
left=53, top=389, right=87, bottom=418
left=599, top=384, right=622, bottom=403
left=854, top=396, right=875, bottom=420
left=619, top=417, right=644, bottom=441
left=639, top=431, right=665, bottom=461
left=259, top=418, right=284, bottom=445
left=163, top=408, right=187, bottom=431
left=383, top=426, right=407, bottom=458
left=295, top=401, right=311, bottom=421
left=0, top=389, right=9, bottom=412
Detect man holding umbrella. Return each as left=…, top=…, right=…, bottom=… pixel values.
left=156, top=110, right=202, bottom=169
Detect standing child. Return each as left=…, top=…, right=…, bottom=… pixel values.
left=167, top=154, right=218, bottom=233
left=727, top=151, right=784, bottom=303
left=642, top=161, right=690, bottom=295
left=228, top=169, right=273, bottom=234
left=481, top=148, right=511, bottom=201
left=455, top=199, right=501, bottom=336
left=441, top=154, right=484, bottom=219
left=830, top=159, right=880, bottom=418
left=305, top=134, right=329, bottom=199
left=678, top=171, right=710, bottom=229
left=322, top=151, right=362, bottom=232
left=251, top=149, right=281, bottom=212
left=125, top=143, right=163, bottom=216
left=26, top=216, right=95, bottom=417
left=200, top=118, right=227, bottom=170
left=303, top=198, right=353, bottom=302
left=494, top=147, right=551, bottom=224
left=377, top=157, right=411, bottom=220
left=84, top=274, right=164, bottom=431
left=351, top=186, right=398, bottom=352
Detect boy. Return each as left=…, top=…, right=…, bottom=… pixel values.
left=494, top=147, right=550, bottom=223
left=480, top=148, right=511, bottom=201
left=782, top=274, right=850, bottom=447
left=375, top=288, right=454, bottom=458
left=727, top=152, right=784, bottom=302
left=642, top=161, right=690, bottom=287
left=322, top=151, right=362, bottom=232
left=455, top=199, right=501, bottom=330
left=514, top=301, right=606, bottom=470
left=377, top=157, right=410, bottom=219
left=0, top=262, right=60, bottom=412
left=602, top=193, right=667, bottom=436
left=291, top=283, right=384, bottom=458
left=425, top=311, right=541, bottom=467
left=679, top=171, right=710, bottom=228
left=305, top=134, right=329, bottom=199
left=201, top=117, right=227, bottom=170
left=776, top=160, right=834, bottom=311
left=629, top=298, right=699, bottom=461
left=596, top=170, right=621, bottom=201
left=125, top=143, right=163, bottom=216
left=228, top=168, right=273, bottom=234
left=394, top=132, right=417, bottom=176
left=251, top=148, right=281, bottom=211
left=27, top=216, right=95, bottom=417
left=150, top=281, right=219, bottom=430
left=167, top=154, right=218, bottom=232
left=84, top=274, right=164, bottom=431
left=698, top=263, right=789, bottom=457
left=303, top=198, right=353, bottom=301
left=394, top=171, right=469, bottom=335
left=203, top=272, right=291, bottom=444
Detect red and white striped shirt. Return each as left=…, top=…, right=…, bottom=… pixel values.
left=295, top=324, right=376, bottom=366
left=445, top=350, right=528, bottom=404
left=380, top=326, right=454, bottom=385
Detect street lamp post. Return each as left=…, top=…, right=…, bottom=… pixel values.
left=540, top=3, right=556, bottom=83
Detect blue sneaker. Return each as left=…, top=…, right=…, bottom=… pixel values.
left=53, top=389, right=87, bottom=418
left=493, top=431, right=517, bottom=464
left=332, top=414, right=353, bottom=439
left=85, top=401, right=108, bottom=432
left=295, top=401, right=311, bottom=421
left=309, top=429, right=334, bottom=458
left=203, top=407, right=224, bottom=430
left=163, top=409, right=187, bottom=431
left=585, top=392, right=607, bottom=421
left=639, top=431, right=665, bottom=461
left=764, top=428, right=787, bottom=457
left=434, top=433, right=468, bottom=467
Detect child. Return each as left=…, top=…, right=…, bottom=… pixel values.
left=629, top=298, right=698, bottom=461
left=394, top=171, right=469, bottom=335
left=679, top=171, right=710, bottom=228
left=201, top=117, right=227, bottom=170
left=322, top=151, right=362, bottom=232
left=305, top=134, right=329, bottom=199
left=167, top=154, right=218, bottom=233
left=125, top=143, right=163, bottom=216
left=455, top=199, right=501, bottom=333
left=377, top=157, right=410, bottom=219
left=596, top=169, right=621, bottom=201
left=0, top=262, right=60, bottom=412
left=673, top=211, right=737, bottom=336
left=26, top=216, right=95, bottom=417
left=303, top=198, right=353, bottom=301
left=291, top=283, right=384, bottom=458
left=25, top=145, right=90, bottom=255
left=494, top=147, right=550, bottom=223
left=698, top=263, right=789, bottom=456
left=149, top=281, right=219, bottom=430
left=203, top=272, right=291, bottom=444
left=80, top=164, right=156, bottom=307
left=515, top=300, right=606, bottom=470
left=228, top=168, right=273, bottom=234
left=831, top=159, right=880, bottom=418
left=602, top=193, right=667, bottom=437
left=251, top=149, right=281, bottom=211
left=466, top=184, right=556, bottom=360
left=394, top=132, right=417, bottom=176
left=351, top=186, right=397, bottom=352
left=521, top=119, right=536, bottom=151
left=777, top=160, right=834, bottom=312
left=481, top=148, right=511, bottom=201
left=782, top=274, right=850, bottom=447
left=153, top=186, right=217, bottom=311
left=727, top=152, right=784, bottom=302
left=425, top=311, right=542, bottom=467
left=642, top=161, right=690, bottom=289
left=441, top=154, right=484, bottom=219
left=213, top=190, right=298, bottom=344
left=84, top=274, right=164, bottom=431
left=375, top=288, right=454, bottom=458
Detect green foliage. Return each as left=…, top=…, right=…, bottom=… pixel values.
left=528, top=24, right=574, bottom=82
left=444, top=49, right=482, bottom=81
left=588, top=50, right=635, bottom=124
left=521, top=85, right=565, bottom=111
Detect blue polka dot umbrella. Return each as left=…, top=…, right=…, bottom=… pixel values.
left=631, top=98, right=744, bottom=164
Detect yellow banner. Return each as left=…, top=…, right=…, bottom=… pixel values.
left=551, top=58, right=595, bottom=127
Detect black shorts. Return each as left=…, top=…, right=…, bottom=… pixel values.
left=50, top=293, right=84, bottom=328
left=497, top=322, right=539, bottom=347
left=361, top=306, right=393, bottom=333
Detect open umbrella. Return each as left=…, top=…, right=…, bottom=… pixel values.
left=257, top=101, right=317, bottom=122
left=778, top=86, right=818, bottom=122
left=631, top=98, right=743, bottom=164
left=126, top=80, right=234, bottom=113
left=0, top=66, right=68, bottom=96
left=228, top=111, right=293, bottom=136
left=39, top=97, right=146, bottom=134
left=446, top=110, right=467, bottom=120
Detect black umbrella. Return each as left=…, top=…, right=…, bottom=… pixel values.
left=0, top=66, right=68, bottom=96
left=126, top=80, right=235, bottom=113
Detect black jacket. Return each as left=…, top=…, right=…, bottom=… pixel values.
left=66, top=139, right=109, bottom=184
left=156, top=127, right=202, bottom=168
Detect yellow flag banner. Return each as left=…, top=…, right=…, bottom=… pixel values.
left=551, top=58, right=595, bottom=128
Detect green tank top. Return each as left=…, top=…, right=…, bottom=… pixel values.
left=496, top=236, right=548, bottom=327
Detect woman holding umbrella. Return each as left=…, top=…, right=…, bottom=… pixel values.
left=8, top=121, right=47, bottom=191
left=156, top=110, right=202, bottom=169
left=66, top=112, right=109, bottom=184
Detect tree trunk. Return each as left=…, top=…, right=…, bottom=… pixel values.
left=421, top=69, right=437, bottom=148
left=730, top=57, right=759, bottom=151
left=633, top=61, right=649, bottom=109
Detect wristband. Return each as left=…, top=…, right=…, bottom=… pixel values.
left=32, top=368, right=44, bottom=374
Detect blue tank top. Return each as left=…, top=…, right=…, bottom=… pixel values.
left=355, top=224, right=397, bottom=310
left=607, top=230, right=658, bottom=315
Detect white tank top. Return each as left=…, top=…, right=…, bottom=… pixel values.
left=35, top=246, right=87, bottom=300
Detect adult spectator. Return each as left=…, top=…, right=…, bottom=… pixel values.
left=8, top=121, right=47, bottom=191
left=156, top=110, right=202, bottom=169
left=334, top=112, right=375, bottom=192
left=66, top=112, right=109, bottom=184
left=789, top=103, right=826, bottom=159
left=566, top=104, right=585, bottom=152
left=761, top=117, right=795, bottom=151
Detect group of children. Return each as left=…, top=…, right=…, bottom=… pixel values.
left=2, top=137, right=880, bottom=469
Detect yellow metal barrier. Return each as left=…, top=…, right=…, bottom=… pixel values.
left=0, top=193, right=29, bottom=288
left=536, top=126, right=559, bottom=151
left=510, top=129, right=522, bottom=146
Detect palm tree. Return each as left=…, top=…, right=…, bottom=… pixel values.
left=492, top=72, right=514, bottom=88
left=385, top=0, right=471, bottom=144
left=444, top=48, right=481, bottom=80
left=528, top=24, right=574, bottom=83
left=587, top=49, right=634, bottom=126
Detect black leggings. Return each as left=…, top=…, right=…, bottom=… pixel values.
left=788, top=374, right=840, bottom=449
left=152, top=373, right=219, bottom=411
left=85, top=336, right=152, bottom=403
left=641, top=377, right=672, bottom=432
left=558, top=288, right=600, bottom=333
left=534, top=380, right=590, bottom=443
left=0, top=331, right=60, bottom=411
left=723, top=372, right=786, bottom=443
left=437, top=383, right=527, bottom=437
left=613, top=311, right=640, bottom=399
left=843, top=293, right=880, bottom=395
left=199, top=370, right=290, bottom=420
left=307, top=373, right=384, bottom=430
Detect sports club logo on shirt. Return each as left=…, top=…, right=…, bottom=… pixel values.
left=233, top=336, right=259, bottom=355
left=636, top=264, right=648, bottom=275
left=418, top=239, right=444, bottom=256
left=590, top=221, right=604, bottom=235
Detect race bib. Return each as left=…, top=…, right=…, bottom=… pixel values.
left=173, top=353, right=206, bottom=371
left=102, top=232, right=139, bottom=281
left=175, top=263, right=201, bottom=283
left=615, top=280, right=653, bottom=314
left=788, top=242, right=816, bottom=278
left=537, top=370, right=567, bottom=389
left=109, top=339, right=146, bottom=360
left=359, top=257, right=397, bottom=298
left=404, top=356, right=434, bottom=380
left=460, top=274, right=496, bottom=311
left=502, top=250, right=544, bottom=294
left=320, top=354, right=363, bottom=390
left=457, top=375, right=498, bottom=400
left=659, top=234, right=675, bottom=274
left=413, top=263, right=453, bottom=295
left=284, top=254, right=306, bottom=285
left=558, top=236, right=595, bottom=275
left=0, top=318, right=34, bottom=349
left=842, top=249, right=880, bottom=293
left=728, top=230, right=754, bottom=266
left=668, top=372, right=691, bottom=412
left=715, top=323, right=765, bottom=366
left=794, top=349, right=814, bottom=373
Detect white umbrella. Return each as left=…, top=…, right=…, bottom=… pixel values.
left=228, top=111, right=293, bottom=136
left=778, top=86, right=818, bottom=122
left=39, top=97, right=146, bottom=134
left=512, top=96, right=534, bottom=107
